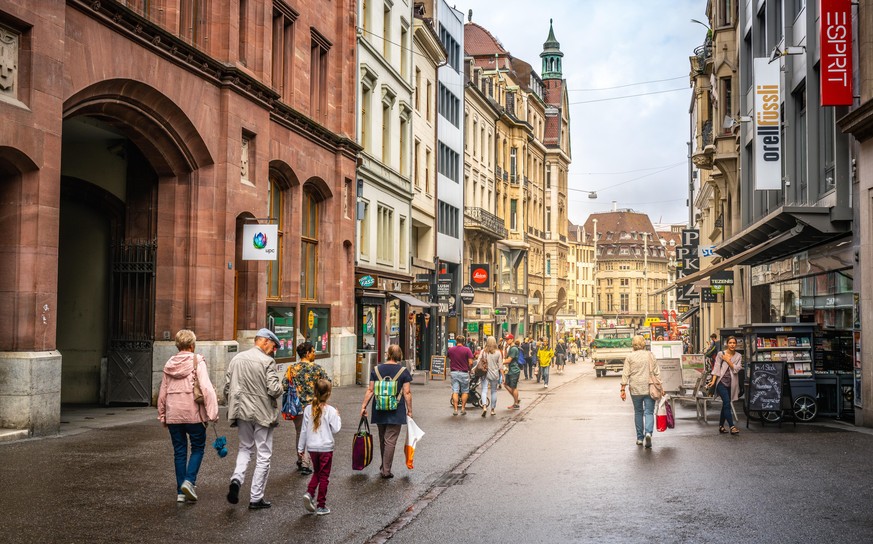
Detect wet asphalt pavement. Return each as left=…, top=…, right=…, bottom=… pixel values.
left=3, top=362, right=873, bottom=544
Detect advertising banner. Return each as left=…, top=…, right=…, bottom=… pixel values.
left=754, top=58, right=782, bottom=190
left=821, top=0, right=853, bottom=106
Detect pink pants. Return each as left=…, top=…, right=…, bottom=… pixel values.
left=306, top=451, right=333, bottom=508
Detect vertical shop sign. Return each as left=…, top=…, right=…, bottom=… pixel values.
left=676, top=229, right=699, bottom=303
left=753, top=58, right=782, bottom=190
left=820, top=0, right=853, bottom=106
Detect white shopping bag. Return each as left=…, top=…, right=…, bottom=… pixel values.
left=404, top=417, right=425, bottom=469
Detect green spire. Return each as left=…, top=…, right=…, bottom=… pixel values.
left=540, top=18, right=564, bottom=80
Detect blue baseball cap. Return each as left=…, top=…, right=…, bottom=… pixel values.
left=256, top=328, right=280, bottom=346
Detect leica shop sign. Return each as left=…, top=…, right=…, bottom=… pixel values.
left=470, top=263, right=490, bottom=289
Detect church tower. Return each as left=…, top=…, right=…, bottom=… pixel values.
left=540, top=18, right=563, bottom=80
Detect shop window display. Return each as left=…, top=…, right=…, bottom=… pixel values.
left=302, top=305, right=331, bottom=355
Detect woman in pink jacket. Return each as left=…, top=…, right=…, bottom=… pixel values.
left=158, top=329, right=219, bottom=503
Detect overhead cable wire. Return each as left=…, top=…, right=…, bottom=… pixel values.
left=568, top=75, right=687, bottom=91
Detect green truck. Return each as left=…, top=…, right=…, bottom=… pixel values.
left=592, top=327, right=635, bottom=377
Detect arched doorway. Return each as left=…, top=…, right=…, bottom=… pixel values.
left=58, top=117, right=158, bottom=405
left=59, top=79, right=212, bottom=406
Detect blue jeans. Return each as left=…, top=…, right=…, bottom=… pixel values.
left=630, top=395, right=655, bottom=440
left=481, top=377, right=500, bottom=409
left=716, top=382, right=735, bottom=427
left=450, top=371, right=470, bottom=394
left=539, top=365, right=550, bottom=385
left=168, top=423, right=206, bottom=492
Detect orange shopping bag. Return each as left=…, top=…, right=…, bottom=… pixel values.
left=404, top=417, right=425, bottom=469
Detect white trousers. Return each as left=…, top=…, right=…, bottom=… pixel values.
left=231, top=420, right=274, bottom=502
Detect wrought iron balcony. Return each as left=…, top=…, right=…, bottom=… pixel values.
left=702, top=120, right=713, bottom=146
left=693, top=38, right=713, bottom=74
left=510, top=174, right=518, bottom=184
left=496, top=165, right=503, bottom=178
left=464, top=207, right=508, bottom=239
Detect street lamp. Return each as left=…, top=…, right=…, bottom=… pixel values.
left=570, top=188, right=598, bottom=199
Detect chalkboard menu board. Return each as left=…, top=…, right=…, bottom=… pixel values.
left=430, top=355, right=447, bottom=380
left=747, top=362, right=791, bottom=411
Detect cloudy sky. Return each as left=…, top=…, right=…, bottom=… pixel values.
left=457, top=0, right=707, bottom=227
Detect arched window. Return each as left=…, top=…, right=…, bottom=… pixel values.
left=267, top=175, right=285, bottom=299
left=301, top=188, right=320, bottom=300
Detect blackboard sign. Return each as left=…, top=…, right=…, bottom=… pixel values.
left=430, top=355, right=447, bottom=380
left=747, top=362, right=790, bottom=411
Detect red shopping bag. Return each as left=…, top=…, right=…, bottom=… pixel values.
left=656, top=397, right=668, bottom=432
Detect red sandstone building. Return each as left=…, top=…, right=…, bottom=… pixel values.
left=0, top=0, right=359, bottom=436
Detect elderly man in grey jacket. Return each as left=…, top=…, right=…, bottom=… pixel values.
left=225, top=328, right=284, bottom=510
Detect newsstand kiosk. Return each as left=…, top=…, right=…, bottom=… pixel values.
left=742, top=323, right=817, bottom=422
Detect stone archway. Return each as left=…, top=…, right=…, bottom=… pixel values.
left=58, top=79, right=213, bottom=406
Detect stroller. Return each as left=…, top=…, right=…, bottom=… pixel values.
left=448, top=371, right=486, bottom=408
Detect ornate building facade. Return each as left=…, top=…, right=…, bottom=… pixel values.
left=0, top=0, right=359, bottom=435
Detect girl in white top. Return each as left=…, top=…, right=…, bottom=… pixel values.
left=298, top=379, right=341, bottom=515
left=478, top=336, right=505, bottom=417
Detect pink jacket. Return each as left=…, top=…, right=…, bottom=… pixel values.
left=157, top=352, right=219, bottom=424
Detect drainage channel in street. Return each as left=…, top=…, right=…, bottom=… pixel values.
left=362, top=371, right=590, bottom=543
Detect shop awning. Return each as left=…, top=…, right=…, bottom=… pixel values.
left=675, top=228, right=798, bottom=286
left=714, top=205, right=851, bottom=265
left=678, top=306, right=700, bottom=322
left=388, top=292, right=435, bottom=308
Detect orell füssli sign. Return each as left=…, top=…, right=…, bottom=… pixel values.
left=470, top=263, right=490, bottom=289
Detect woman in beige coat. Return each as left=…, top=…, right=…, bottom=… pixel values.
left=706, top=336, right=743, bottom=435
left=620, top=335, right=661, bottom=448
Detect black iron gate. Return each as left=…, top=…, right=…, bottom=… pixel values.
left=106, top=240, right=156, bottom=406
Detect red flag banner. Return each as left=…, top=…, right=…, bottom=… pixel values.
left=820, top=0, right=853, bottom=106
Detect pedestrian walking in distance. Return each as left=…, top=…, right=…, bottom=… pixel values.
left=360, top=344, right=413, bottom=478
left=478, top=336, right=504, bottom=416
left=502, top=335, right=522, bottom=409
left=447, top=335, right=474, bottom=416
left=537, top=339, right=554, bottom=388
left=224, top=328, right=284, bottom=509
left=706, top=336, right=743, bottom=435
left=620, top=335, right=661, bottom=449
left=157, top=329, right=219, bottom=503
left=555, top=338, right=568, bottom=375
left=286, top=341, right=330, bottom=476
left=299, top=379, right=341, bottom=516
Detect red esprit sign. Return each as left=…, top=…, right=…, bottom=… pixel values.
left=820, top=0, right=852, bottom=106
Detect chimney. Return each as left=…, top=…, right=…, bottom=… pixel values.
left=612, top=200, right=617, bottom=211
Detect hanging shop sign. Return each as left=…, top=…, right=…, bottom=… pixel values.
left=470, top=264, right=491, bottom=289
left=676, top=228, right=699, bottom=304
left=242, top=224, right=278, bottom=260
left=753, top=57, right=782, bottom=190
left=820, top=0, right=853, bottom=106
left=701, top=287, right=718, bottom=303
left=711, top=270, right=734, bottom=286
left=357, top=274, right=377, bottom=288
left=460, top=284, right=475, bottom=305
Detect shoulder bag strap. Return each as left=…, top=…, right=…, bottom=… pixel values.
left=374, top=367, right=384, bottom=381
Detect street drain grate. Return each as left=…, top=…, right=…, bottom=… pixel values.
left=433, top=472, right=466, bottom=487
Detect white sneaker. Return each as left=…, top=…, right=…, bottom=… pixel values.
left=303, top=492, right=316, bottom=513
left=181, top=480, right=198, bottom=501
left=644, top=433, right=652, bottom=449
left=635, top=439, right=643, bottom=446
left=544, top=383, right=548, bottom=388
left=316, top=507, right=331, bottom=516
left=177, top=493, right=186, bottom=503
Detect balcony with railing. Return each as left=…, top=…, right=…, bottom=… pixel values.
left=692, top=119, right=715, bottom=169
left=692, top=37, right=713, bottom=74
left=464, top=207, right=508, bottom=239
left=496, top=165, right=503, bottom=179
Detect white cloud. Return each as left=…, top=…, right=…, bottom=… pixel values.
left=459, top=0, right=706, bottom=225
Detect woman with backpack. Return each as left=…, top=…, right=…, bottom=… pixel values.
left=477, top=336, right=504, bottom=417
left=360, top=344, right=413, bottom=478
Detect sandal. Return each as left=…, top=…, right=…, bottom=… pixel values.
left=730, top=426, right=740, bottom=435
left=719, top=426, right=728, bottom=434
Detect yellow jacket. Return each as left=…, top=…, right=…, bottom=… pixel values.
left=537, top=348, right=554, bottom=367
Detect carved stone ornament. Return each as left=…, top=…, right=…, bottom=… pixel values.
left=241, top=137, right=250, bottom=181
left=0, top=25, right=18, bottom=97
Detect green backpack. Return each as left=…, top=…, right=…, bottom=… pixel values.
left=373, top=366, right=406, bottom=411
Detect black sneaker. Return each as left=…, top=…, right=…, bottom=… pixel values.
left=299, top=467, right=313, bottom=476
left=248, top=498, right=272, bottom=510
left=227, top=479, right=241, bottom=504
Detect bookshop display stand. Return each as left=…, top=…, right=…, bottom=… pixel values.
left=742, top=323, right=817, bottom=423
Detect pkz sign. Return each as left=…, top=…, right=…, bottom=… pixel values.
left=821, top=0, right=853, bottom=106
left=675, top=228, right=699, bottom=303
